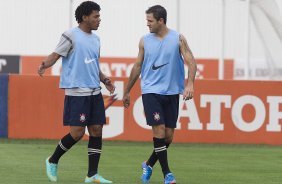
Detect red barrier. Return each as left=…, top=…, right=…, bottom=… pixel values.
left=8, top=75, right=282, bottom=145
left=21, top=56, right=52, bottom=75
left=8, top=75, right=67, bottom=139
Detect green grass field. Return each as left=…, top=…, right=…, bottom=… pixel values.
left=1, top=139, right=282, bottom=184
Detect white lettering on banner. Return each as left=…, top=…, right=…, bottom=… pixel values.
left=103, top=107, right=124, bottom=138
left=232, top=95, right=266, bottom=132
left=100, top=63, right=133, bottom=77
left=195, top=64, right=204, bottom=79
left=178, top=98, right=202, bottom=130
left=100, top=63, right=111, bottom=76
left=184, top=64, right=202, bottom=79
left=102, top=81, right=125, bottom=138
left=112, top=63, right=127, bottom=77
left=266, top=96, right=282, bottom=132
left=133, top=96, right=151, bottom=129
left=201, top=95, right=231, bottom=131
left=126, top=64, right=134, bottom=77
left=0, top=59, right=7, bottom=71
left=83, top=79, right=282, bottom=138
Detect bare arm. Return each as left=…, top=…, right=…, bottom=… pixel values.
left=99, top=69, right=115, bottom=94
left=38, top=52, right=61, bottom=76
left=123, top=38, right=145, bottom=108
left=99, top=70, right=108, bottom=83
left=179, top=34, right=197, bottom=100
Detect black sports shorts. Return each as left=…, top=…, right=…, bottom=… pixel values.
left=142, top=93, right=179, bottom=128
left=63, top=93, right=106, bottom=126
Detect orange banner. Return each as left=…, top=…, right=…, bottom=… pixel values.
left=8, top=75, right=282, bottom=145
left=21, top=56, right=233, bottom=79
left=21, top=56, right=52, bottom=75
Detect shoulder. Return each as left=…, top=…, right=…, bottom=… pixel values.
left=143, top=33, right=154, bottom=39
left=168, top=29, right=179, bottom=36
left=167, top=29, right=182, bottom=42
left=179, top=34, right=188, bottom=43
left=64, top=27, right=77, bottom=36
left=61, top=28, right=76, bottom=42
left=139, top=36, right=145, bottom=48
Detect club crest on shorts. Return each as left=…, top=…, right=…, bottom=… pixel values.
left=153, top=112, right=160, bottom=121
left=80, top=113, right=86, bottom=122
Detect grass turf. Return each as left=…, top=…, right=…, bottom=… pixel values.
left=0, top=139, right=282, bottom=184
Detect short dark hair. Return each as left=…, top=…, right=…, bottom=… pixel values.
left=146, top=5, right=167, bottom=24
left=75, top=1, right=101, bottom=23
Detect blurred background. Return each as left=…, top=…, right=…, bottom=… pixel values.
left=1, top=0, right=282, bottom=80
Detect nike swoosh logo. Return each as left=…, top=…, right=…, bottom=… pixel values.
left=84, top=58, right=96, bottom=64
left=152, top=63, right=169, bottom=70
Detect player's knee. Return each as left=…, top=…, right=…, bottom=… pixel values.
left=165, top=135, right=174, bottom=144
left=70, top=130, right=85, bottom=141
left=165, top=138, right=173, bottom=145
left=88, top=125, right=103, bottom=137
left=72, top=134, right=84, bottom=141
left=89, top=130, right=102, bottom=137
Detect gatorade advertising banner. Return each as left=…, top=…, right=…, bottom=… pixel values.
left=7, top=75, right=282, bottom=145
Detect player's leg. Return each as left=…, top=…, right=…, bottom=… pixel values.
left=141, top=94, right=166, bottom=183
left=146, top=128, right=173, bottom=168
left=85, top=125, right=112, bottom=183
left=163, top=128, right=176, bottom=184
left=46, top=127, right=84, bottom=182
left=46, top=95, right=87, bottom=182
left=84, top=94, right=112, bottom=183
left=50, top=95, right=88, bottom=164
left=49, top=126, right=85, bottom=164
left=163, top=94, right=179, bottom=184
left=86, top=125, right=103, bottom=178
left=152, top=125, right=171, bottom=177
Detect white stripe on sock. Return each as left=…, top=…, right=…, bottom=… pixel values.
left=154, top=146, right=167, bottom=153
left=59, top=140, right=68, bottom=151
left=88, top=148, right=101, bottom=155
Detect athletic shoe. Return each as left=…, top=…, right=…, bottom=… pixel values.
left=141, top=161, right=153, bottom=183
left=164, top=173, right=176, bottom=184
left=45, top=157, right=58, bottom=182
left=85, top=174, right=113, bottom=183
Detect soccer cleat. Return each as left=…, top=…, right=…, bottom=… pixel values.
left=85, top=174, right=113, bottom=183
left=164, top=173, right=176, bottom=184
left=45, top=157, right=58, bottom=182
left=141, top=161, right=153, bottom=183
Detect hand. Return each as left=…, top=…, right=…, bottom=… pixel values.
left=183, top=83, right=194, bottom=101
left=123, top=92, right=130, bottom=108
left=38, top=63, right=45, bottom=77
left=104, top=78, right=115, bottom=95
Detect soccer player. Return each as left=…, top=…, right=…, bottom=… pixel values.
left=38, top=1, right=114, bottom=183
left=123, top=5, right=197, bottom=184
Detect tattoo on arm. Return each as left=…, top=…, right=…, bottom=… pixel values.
left=180, top=35, right=195, bottom=60
left=180, top=35, right=197, bottom=82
